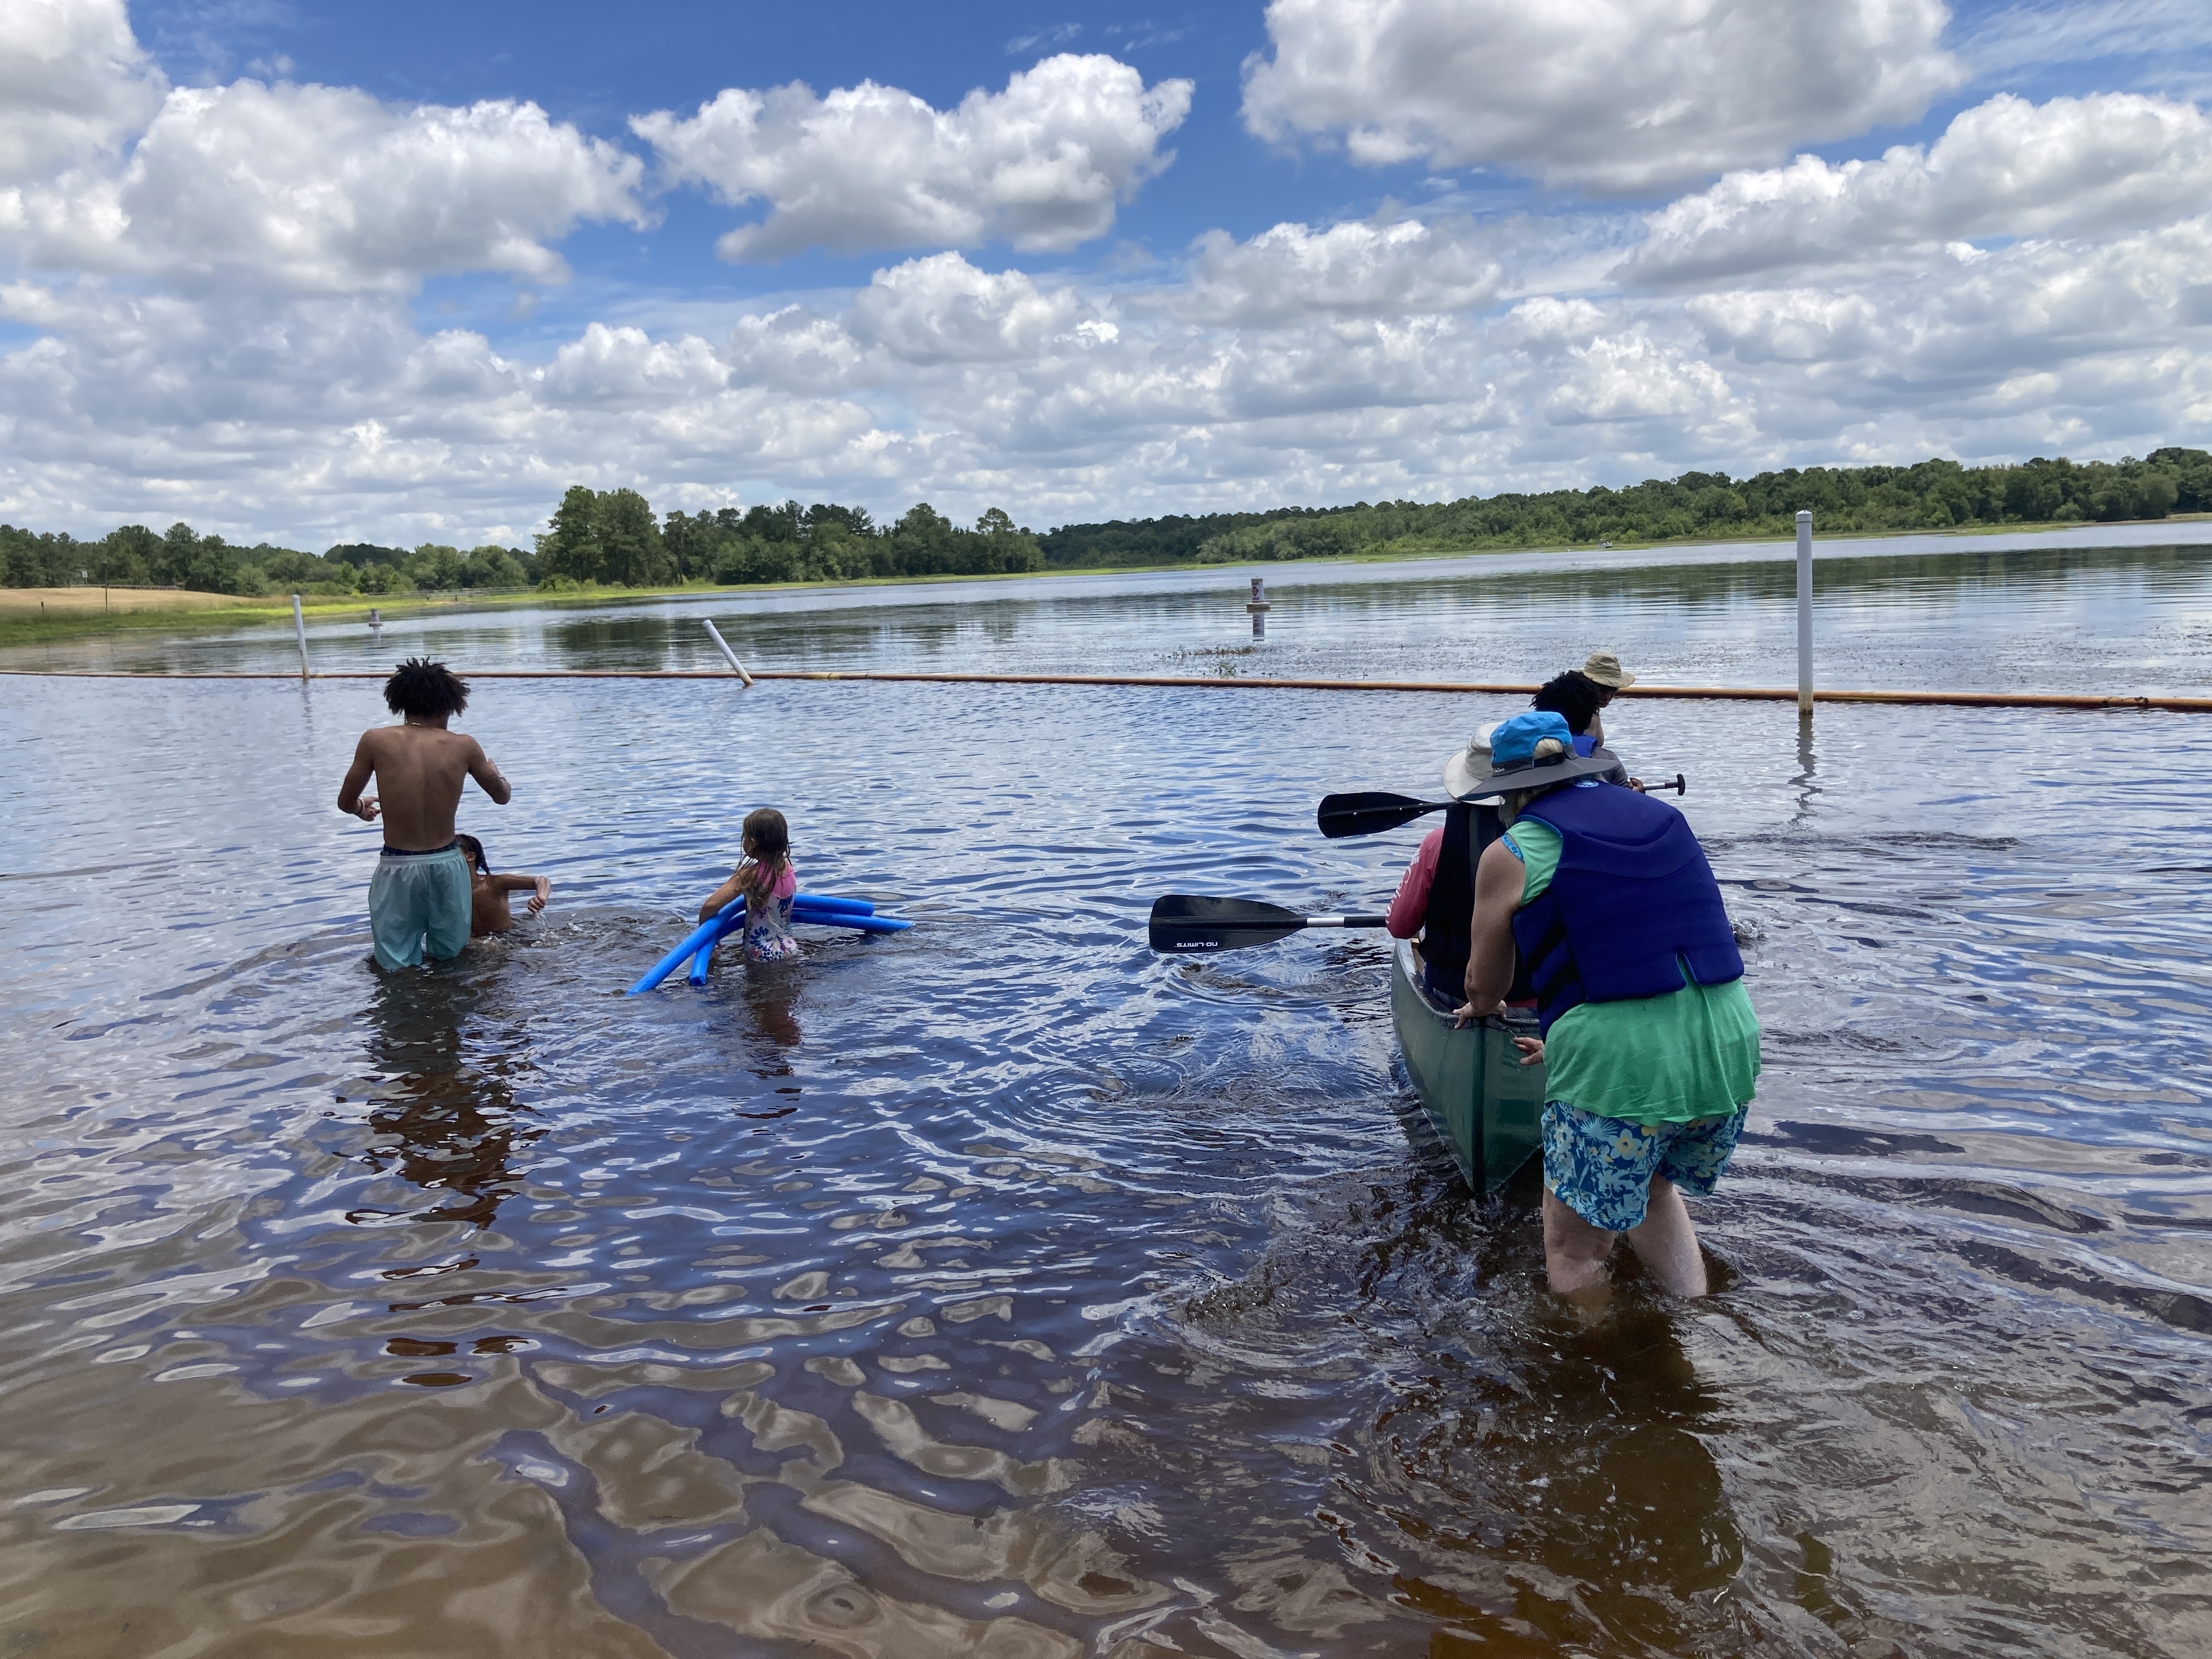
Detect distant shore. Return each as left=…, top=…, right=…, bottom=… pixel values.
left=4, top=511, right=2204, bottom=650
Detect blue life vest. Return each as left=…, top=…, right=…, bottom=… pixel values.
left=1572, top=733, right=1596, bottom=756
left=1510, top=783, right=1743, bottom=1035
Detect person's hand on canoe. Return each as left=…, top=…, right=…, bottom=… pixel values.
left=1511, top=1034, right=1544, bottom=1066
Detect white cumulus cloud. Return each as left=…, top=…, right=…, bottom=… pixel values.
left=1623, top=92, right=2212, bottom=287
left=633, top=53, right=1192, bottom=261
left=847, top=253, right=1084, bottom=363
left=1240, top=0, right=1961, bottom=192
left=1, top=78, right=647, bottom=291
left=1180, top=217, right=1505, bottom=325
left=0, top=0, right=165, bottom=186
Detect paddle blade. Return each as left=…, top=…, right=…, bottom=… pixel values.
left=1149, top=894, right=1307, bottom=953
left=1315, top=791, right=1448, bottom=840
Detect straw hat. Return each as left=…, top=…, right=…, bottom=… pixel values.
left=1581, top=650, right=1636, bottom=689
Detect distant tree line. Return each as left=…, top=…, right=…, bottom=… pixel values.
left=1181, top=450, right=2212, bottom=565
left=0, top=518, right=536, bottom=595
left=1034, top=506, right=1354, bottom=568
left=535, top=486, right=1044, bottom=587
left=8, top=449, right=2208, bottom=595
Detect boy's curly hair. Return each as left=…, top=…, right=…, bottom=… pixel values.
left=1530, top=669, right=1604, bottom=737
left=384, top=658, right=470, bottom=719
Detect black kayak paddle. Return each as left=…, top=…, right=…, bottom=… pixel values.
left=1315, top=774, right=1686, bottom=839
left=1149, top=894, right=1387, bottom=953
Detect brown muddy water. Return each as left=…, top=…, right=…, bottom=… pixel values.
left=3, top=541, right=2209, bottom=1657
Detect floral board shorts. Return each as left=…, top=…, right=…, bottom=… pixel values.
left=1540, top=1101, right=1748, bottom=1233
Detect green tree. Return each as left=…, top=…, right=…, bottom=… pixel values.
left=973, top=506, right=1044, bottom=572
left=357, top=563, right=416, bottom=595
left=88, top=525, right=159, bottom=584
left=594, top=488, right=672, bottom=586
left=536, top=485, right=602, bottom=582
left=403, top=543, right=467, bottom=590
left=462, top=546, right=528, bottom=588
left=153, top=522, right=200, bottom=586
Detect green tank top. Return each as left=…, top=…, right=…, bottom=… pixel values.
left=1502, top=815, right=1762, bottom=1125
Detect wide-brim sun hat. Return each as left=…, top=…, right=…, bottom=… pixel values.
left=1444, top=710, right=1621, bottom=801
left=1442, top=723, right=1499, bottom=800
left=1581, top=650, right=1637, bottom=689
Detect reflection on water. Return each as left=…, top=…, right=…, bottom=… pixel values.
left=1792, top=714, right=1819, bottom=827
left=16, top=534, right=2212, bottom=699
left=356, top=972, right=540, bottom=1230
left=2, top=549, right=2210, bottom=1656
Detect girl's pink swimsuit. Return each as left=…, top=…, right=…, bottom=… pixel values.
left=744, top=864, right=800, bottom=962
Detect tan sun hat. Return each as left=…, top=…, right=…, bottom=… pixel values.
left=1581, top=650, right=1636, bottom=689
left=1441, top=723, right=1499, bottom=800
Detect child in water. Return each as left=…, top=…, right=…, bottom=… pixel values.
left=696, top=807, right=800, bottom=962
left=454, top=833, right=550, bottom=936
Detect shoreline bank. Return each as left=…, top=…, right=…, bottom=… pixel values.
left=4, top=511, right=2205, bottom=650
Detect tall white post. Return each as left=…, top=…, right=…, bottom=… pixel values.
left=1795, top=511, right=1813, bottom=718
left=291, top=594, right=311, bottom=680
left=702, top=618, right=754, bottom=686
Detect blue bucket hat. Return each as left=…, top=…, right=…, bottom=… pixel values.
left=1444, top=709, right=1621, bottom=802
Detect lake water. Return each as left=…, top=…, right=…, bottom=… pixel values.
left=3, top=536, right=2209, bottom=1657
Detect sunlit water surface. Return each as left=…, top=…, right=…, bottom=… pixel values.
left=3, top=540, right=2210, bottom=1657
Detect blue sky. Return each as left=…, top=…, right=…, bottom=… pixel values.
left=4, top=0, right=2211, bottom=546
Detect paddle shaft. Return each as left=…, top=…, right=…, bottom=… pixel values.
left=1317, top=772, right=1686, bottom=839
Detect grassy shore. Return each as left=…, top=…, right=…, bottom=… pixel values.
left=0, top=585, right=544, bottom=648
left=5, top=512, right=2202, bottom=652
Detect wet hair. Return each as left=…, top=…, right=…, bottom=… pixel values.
left=455, top=833, right=489, bottom=875
left=739, top=806, right=791, bottom=900
left=383, top=657, right=470, bottom=719
left=1531, top=670, right=1604, bottom=736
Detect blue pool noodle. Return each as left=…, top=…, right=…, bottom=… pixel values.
left=631, top=893, right=908, bottom=995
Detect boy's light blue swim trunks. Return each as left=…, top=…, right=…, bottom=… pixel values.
left=367, top=843, right=471, bottom=970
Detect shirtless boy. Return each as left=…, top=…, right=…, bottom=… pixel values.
left=337, top=659, right=514, bottom=969
left=455, top=834, right=550, bottom=936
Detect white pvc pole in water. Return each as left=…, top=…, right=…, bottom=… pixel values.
left=291, top=594, right=311, bottom=680
left=702, top=619, right=754, bottom=686
left=1795, top=512, right=1813, bottom=718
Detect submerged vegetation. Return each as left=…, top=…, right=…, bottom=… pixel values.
left=4, top=450, right=2207, bottom=607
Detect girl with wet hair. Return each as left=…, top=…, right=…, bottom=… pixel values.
left=383, top=658, right=470, bottom=720
left=454, top=833, right=550, bottom=937
left=695, top=806, right=800, bottom=963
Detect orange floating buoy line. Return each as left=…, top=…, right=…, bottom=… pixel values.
left=1, top=666, right=2207, bottom=712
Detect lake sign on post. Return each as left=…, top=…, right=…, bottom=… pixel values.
left=1246, top=575, right=1270, bottom=637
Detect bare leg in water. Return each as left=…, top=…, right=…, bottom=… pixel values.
left=1542, top=1176, right=1709, bottom=1299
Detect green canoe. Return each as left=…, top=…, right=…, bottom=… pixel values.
left=1390, top=938, right=1547, bottom=1194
